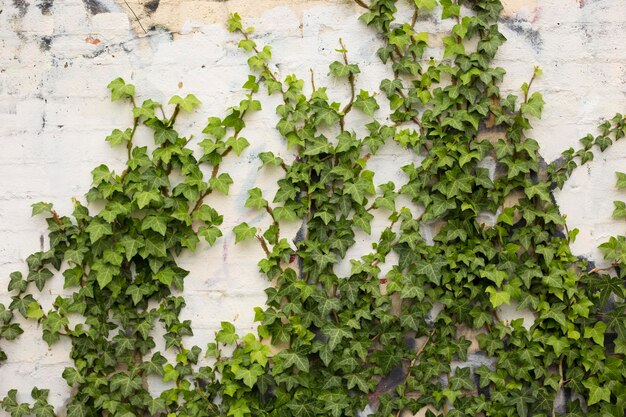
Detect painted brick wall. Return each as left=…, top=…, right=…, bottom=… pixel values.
left=0, top=0, right=624, bottom=414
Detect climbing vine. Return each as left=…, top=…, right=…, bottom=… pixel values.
left=1, top=1, right=626, bottom=417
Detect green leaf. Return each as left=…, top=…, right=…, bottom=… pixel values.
left=105, top=128, right=132, bottom=146
left=329, top=61, right=360, bottom=78
left=245, top=188, right=268, bottom=210
left=583, top=321, right=606, bottom=346
left=322, top=325, right=352, bottom=351
left=414, top=0, right=437, bottom=10
left=107, top=78, right=135, bottom=101
left=521, top=92, right=544, bottom=118
left=141, top=215, right=168, bottom=236
left=169, top=94, right=202, bottom=112
left=209, top=173, right=233, bottom=195
left=226, top=136, right=250, bottom=156
left=110, top=373, right=142, bottom=397
left=233, top=222, right=257, bottom=243
left=198, top=226, right=222, bottom=245
left=26, top=302, right=44, bottom=320
left=85, top=220, right=113, bottom=244
left=486, top=286, right=510, bottom=307
left=117, top=235, right=144, bottom=261
left=28, top=268, right=54, bottom=291
left=353, top=90, right=379, bottom=116
left=216, top=321, right=238, bottom=345
left=227, top=399, right=250, bottom=417
left=31, top=202, right=53, bottom=216
left=233, top=364, right=265, bottom=388
left=62, top=367, right=85, bottom=386
left=583, top=378, right=611, bottom=405
left=276, top=349, right=309, bottom=372
left=414, top=258, right=447, bottom=285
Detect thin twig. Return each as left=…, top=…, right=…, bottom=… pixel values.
left=123, top=0, right=147, bottom=34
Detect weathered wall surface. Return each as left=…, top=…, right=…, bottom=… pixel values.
left=0, top=0, right=624, bottom=413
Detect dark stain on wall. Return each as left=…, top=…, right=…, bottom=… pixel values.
left=503, top=17, right=543, bottom=52
left=12, top=0, right=29, bottom=17
left=144, top=0, right=160, bottom=14
left=82, top=0, right=108, bottom=15
left=39, top=35, right=52, bottom=51
left=36, top=0, right=53, bottom=15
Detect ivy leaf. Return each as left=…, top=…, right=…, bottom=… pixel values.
left=169, top=94, right=202, bottom=112
left=616, top=172, right=626, bottom=189
left=105, top=128, right=132, bottom=146
left=118, top=235, right=144, bottom=260
left=216, top=321, right=238, bottom=345
left=141, top=215, right=168, bottom=236
left=26, top=302, right=44, bottom=320
left=276, top=349, right=309, bottom=372
left=28, top=268, right=54, bottom=291
left=354, top=90, right=379, bottom=116
left=85, top=220, right=113, bottom=244
left=62, top=368, right=85, bottom=386
left=110, top=373, right=142, bottom=397
left=583, top=321, right=606, bottom=346
left=227, top=399, right=251, bottom=417
left=414, top=0, right=437, bottom=11
left=1, top=323, right=24, bottom=340
left=31, top=202, right=53, bottom=216
left=321, top=324, right=352, bottom=351
left=107, top=78, right=135, bottom=101
left=226, top=136, right=250, bottom=156
left=245, top=188, right=268, bottom=210
left=198, top=226, right=223, bottom=245
left=485, top=286, right=510, bottom=307
left=414, top=258, right=447, bottom=285
left=233, top=364, right=265, bottom=388
left=583, top=378, right=611, bottom=405
left=233, top=222, right=257, bottom=243
left=209, top=173, right=233, bottom=195
left=521, top=92, right=545, bottom=118
left=329, top=61, right=360, bottom=77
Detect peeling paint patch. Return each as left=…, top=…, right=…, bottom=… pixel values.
left=82, top=0, right=108, bottom=15
left=85, top=36, right=101, bottom=45
left=501, top=0, right=538, bottom=20
left=36, top=0, right=53, bottom=15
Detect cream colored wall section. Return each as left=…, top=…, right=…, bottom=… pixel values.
left=0, top=0, right=625, bottom=414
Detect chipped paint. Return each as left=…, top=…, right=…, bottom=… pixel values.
left=114, top=0, right=357, bottom=34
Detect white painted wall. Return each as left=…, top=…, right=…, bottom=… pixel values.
left=0, top=0, right=624, bottom=412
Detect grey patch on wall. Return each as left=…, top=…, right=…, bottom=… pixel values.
left=148, top=24, right=173, bottom=41
left=144, top=0, right=159, bottom=14
left=82, top=0, right=108, bottom=14
left=36, top=0, right=53, bottom=15
left=39, top=35, right=52, bottom=51
left=12, top=0, right=29, bottom=17
left=502, top=17, right=542, bottom=52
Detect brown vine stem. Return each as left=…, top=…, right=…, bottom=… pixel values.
left=310, top=68, right=316, bottom=92
left=256, top=235, right=271, bottom=256
left=339, top=38, right=356, bottom=133
left=167, top=104, right=181, bottom=127
left=353, top=0, right=369, bottom=9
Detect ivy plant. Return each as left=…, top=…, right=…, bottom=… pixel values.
left=1, top=1, right=626, bottom=417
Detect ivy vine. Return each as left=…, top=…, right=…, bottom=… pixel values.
left=1, top=1, right=626, bottom=417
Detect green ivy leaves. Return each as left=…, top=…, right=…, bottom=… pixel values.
left=2, top=2, right=626, bottom=417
